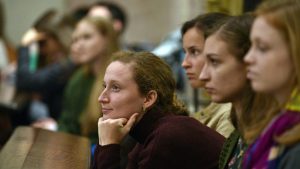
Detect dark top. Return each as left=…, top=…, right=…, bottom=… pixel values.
left=279, top=142, right=300, bottom=169
left=93, top=107, right=225, bottom=169
left=17, top=46, right=76, bottom=119
left=219, top=130, right=240, bottom=169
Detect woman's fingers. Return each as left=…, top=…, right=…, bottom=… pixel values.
left=124, top=113, right=138, bottom=131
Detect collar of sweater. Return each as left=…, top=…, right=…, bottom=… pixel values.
left=129, top=106, right=170, bottom=143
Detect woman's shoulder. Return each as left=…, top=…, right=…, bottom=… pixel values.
left=156, top=115, right=225, bottom=143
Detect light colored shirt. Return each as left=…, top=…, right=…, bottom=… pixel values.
left=193, top=102, right=234, bottom=138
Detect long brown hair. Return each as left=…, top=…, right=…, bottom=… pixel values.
left=214, top=14, right=278, bottom=143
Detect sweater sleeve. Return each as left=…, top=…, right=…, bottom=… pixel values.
left=93, top=144, right=121, bottom=169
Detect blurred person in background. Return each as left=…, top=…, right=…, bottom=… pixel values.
left=16, top=9, right=78, bottom=129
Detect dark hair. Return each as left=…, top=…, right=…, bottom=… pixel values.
left=181, top=12, right=230, bottom=39
left=92, top=1, right=127, bottom=33
left=215, top=14, right=254, bottom=62
left=111, top=51, right=189, bottom=115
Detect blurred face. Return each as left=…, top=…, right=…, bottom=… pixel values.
left=39, top=36, right=63, bottom=63
left=199, top=34, right=248, bottom=103
left=71, top=20, right=107, bottom=64
left=245, top=17, right=294, bottom=102
left=182, top=27, right=206, bottom=88
left=98, top=61, right=146, bottom=120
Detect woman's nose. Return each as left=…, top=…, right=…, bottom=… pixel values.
left=199, top=63, right=210, bottom=81
left=98, top=90, right=108, bottom=103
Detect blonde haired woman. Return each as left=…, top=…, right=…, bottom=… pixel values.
left=59, top=16, right=118, bottom=145
left=244, top=0, right=300, bottom=168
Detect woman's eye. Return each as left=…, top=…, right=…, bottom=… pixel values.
left=190, top=49, right=200, bottom=56
left=257, top=44, right=268, bottom=53
left=83, top=34, right=91, bottom=40
left=112, top=85, right=120, bottom=92
left=209, top=58, right=219, bottom=66
left=254, top=40, right=269, bottom=53
left=71, top=38, right=78, bottom=44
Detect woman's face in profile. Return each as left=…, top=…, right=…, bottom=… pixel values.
left=71, top=20, right=108, bottom=64
left=182, top=27, right=206, bottom=88
left=98, top=61, right=146, bottom=120
left=245, top=16, right=293, bottom=98
left=199, top=34, right=248, bottom=103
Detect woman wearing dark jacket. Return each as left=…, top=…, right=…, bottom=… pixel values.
left=93, top=51, right=224, bottom=169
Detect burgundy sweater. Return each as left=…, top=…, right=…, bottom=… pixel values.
left=93, top=107, right=225, bottom=169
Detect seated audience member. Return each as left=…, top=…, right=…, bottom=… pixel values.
left=199, top=14, right=276, bottom=169
left=93, top=51, right=225, bottom=169
left=181, top=12, right=234, bottom=138
left=58, top=16, right=118, bottom=145
left=244, top=0, right=300, bottom=168
left=16, top=10, right=76, bottom=128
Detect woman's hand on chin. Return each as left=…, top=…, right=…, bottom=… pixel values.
left=98, top=113, right=138, bottom=145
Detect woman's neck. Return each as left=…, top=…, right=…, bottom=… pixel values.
left=274, top=85, right=294, bottom=107
left=232, top=99, right=243, bottom=117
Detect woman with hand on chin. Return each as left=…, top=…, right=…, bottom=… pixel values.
left=93, top=51, right=224, bottom=169
left=244, top=0, right=300, bottom=168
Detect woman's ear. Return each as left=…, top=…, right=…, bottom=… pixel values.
left=143, top=90, right=157, bottom=109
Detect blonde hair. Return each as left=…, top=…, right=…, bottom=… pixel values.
left=79, top=17, right=119, bottom=136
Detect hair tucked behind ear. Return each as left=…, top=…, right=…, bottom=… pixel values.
left=111, top=51, right=189, bottom=116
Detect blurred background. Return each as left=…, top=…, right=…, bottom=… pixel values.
left=2, top=0, right=205, bottom=47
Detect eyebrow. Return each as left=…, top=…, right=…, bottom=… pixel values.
left=106, top=79, right=120, bottom=84
left=187, top=46, right=203, bottom=53
left=188, top=45, right=202, bottom=49
left=206, top=53, right=219, bottom=58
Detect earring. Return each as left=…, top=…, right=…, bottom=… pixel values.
left=142, top=106, right=146, bottom=113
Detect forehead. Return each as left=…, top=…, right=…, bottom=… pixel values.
left=74, top=21, right=93, bottom=32
left=72, top=21, right=97, bottom=37
left=183, top=27, right=205, bottom=45
left=104, top=61, right=134, bottom=81
left=251, top=17, right=280, bottom=40
left=205, top=34, right=228, bottom=53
